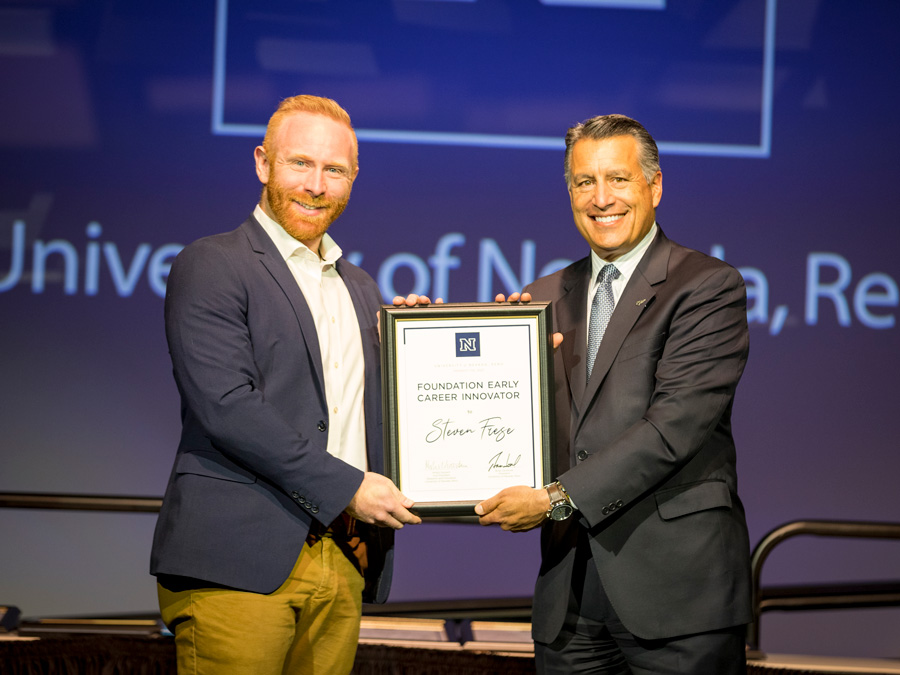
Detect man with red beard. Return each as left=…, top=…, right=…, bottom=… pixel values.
left=151, top=95, right=420, bottom=674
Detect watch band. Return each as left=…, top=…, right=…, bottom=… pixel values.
left=545, top=481, right=574, bottom=521
left=545, top=481, right=567, bottom=504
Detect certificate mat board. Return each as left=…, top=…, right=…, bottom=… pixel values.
left=381, top=303, right=556, bottom=517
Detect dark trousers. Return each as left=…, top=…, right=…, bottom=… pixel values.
left=534, top=533, right=747, bottom=675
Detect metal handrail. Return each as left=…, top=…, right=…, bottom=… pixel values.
left=5, top=496, right=900, bottom=651
left=0, top=492, right=479, bottom=522
left=748, top=519, right=900, bottom=652
left=0, top=492, right=162, bottom=513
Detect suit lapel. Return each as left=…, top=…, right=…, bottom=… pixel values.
left=576, top=230, right=672, bottom=428
left=336, top=258, right=383, bottom=460
left=554, top=258, right=591, bottom=409
left=335, top=261, right=371, bottom=343
left=240, top=216, right=326, bottom=398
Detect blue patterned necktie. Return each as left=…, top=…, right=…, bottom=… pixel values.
left=587, top=263, right=620, bottom=380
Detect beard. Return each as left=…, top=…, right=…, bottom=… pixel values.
left=264, top=178, right=350, bottom=245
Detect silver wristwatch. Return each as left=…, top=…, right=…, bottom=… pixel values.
left=545, top=481, right=574, bottom=521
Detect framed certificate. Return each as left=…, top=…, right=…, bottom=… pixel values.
left=380, top=302, right=556, bottom=517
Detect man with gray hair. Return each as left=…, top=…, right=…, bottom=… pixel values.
left=477, top=114, right=752, bottom=673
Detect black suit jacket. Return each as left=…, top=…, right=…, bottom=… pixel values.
left=150, top=215, right=393, bottom=603
left=526, top=228, right=751, bottom=641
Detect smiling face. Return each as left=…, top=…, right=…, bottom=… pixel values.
left=568, top=135, right=662, bottom=261
left=254, top=111, right=358, bottom=250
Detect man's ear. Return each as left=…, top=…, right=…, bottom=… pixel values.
left=651, top=170, right=663, bottom=208
left=254, top=146, right=270, bottom=184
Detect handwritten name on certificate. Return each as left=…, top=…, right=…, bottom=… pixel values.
left=393, top=316, right=544, bottom=504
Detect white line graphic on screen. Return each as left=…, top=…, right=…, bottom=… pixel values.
left=211, top=0, right=775, bottom=158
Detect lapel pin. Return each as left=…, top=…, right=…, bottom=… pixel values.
left=636, top=298, right=647, bottom=306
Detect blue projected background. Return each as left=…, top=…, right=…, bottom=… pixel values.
left=214, top=0, right=775, bottom=154
left=2, top=0, right=899, bottom=658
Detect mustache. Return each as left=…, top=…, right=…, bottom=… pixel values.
left=290, top=194, right=342, bottom=209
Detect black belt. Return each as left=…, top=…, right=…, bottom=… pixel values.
left=305, top=513, right=367, bottom=576
left=305, top=512, right=358, bottom=545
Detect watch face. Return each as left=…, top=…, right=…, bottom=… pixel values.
left=550, top=503, right=574, bottom=521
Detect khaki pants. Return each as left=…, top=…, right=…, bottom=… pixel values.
left=158, top=536, right=365, bottom=675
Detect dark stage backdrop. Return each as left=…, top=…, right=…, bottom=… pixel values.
left=1, top=0, right=898, bottom=658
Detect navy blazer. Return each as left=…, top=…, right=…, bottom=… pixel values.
left=150, top=215, right=393, bottom=603
left=527, top=228, right=752, bottom=641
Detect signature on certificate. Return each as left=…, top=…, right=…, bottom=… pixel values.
left=425, top=416, right=515, bottom=444
left=488, top=452, right=522, bottom=471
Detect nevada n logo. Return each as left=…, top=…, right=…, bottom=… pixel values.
left=455, top=332, right=480, bottom=357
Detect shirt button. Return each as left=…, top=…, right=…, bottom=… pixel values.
left=333, top=406, right=338, bottom=414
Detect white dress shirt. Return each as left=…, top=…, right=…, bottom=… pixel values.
left=586, top=222, right=659, bottom=348
left=254, top=205, right=368, bottom=472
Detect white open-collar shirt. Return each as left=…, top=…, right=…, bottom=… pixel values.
left=255, top=205, right=367, bottom=472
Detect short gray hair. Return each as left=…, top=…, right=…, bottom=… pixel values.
left=564, top=114, right=660, bottom=186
